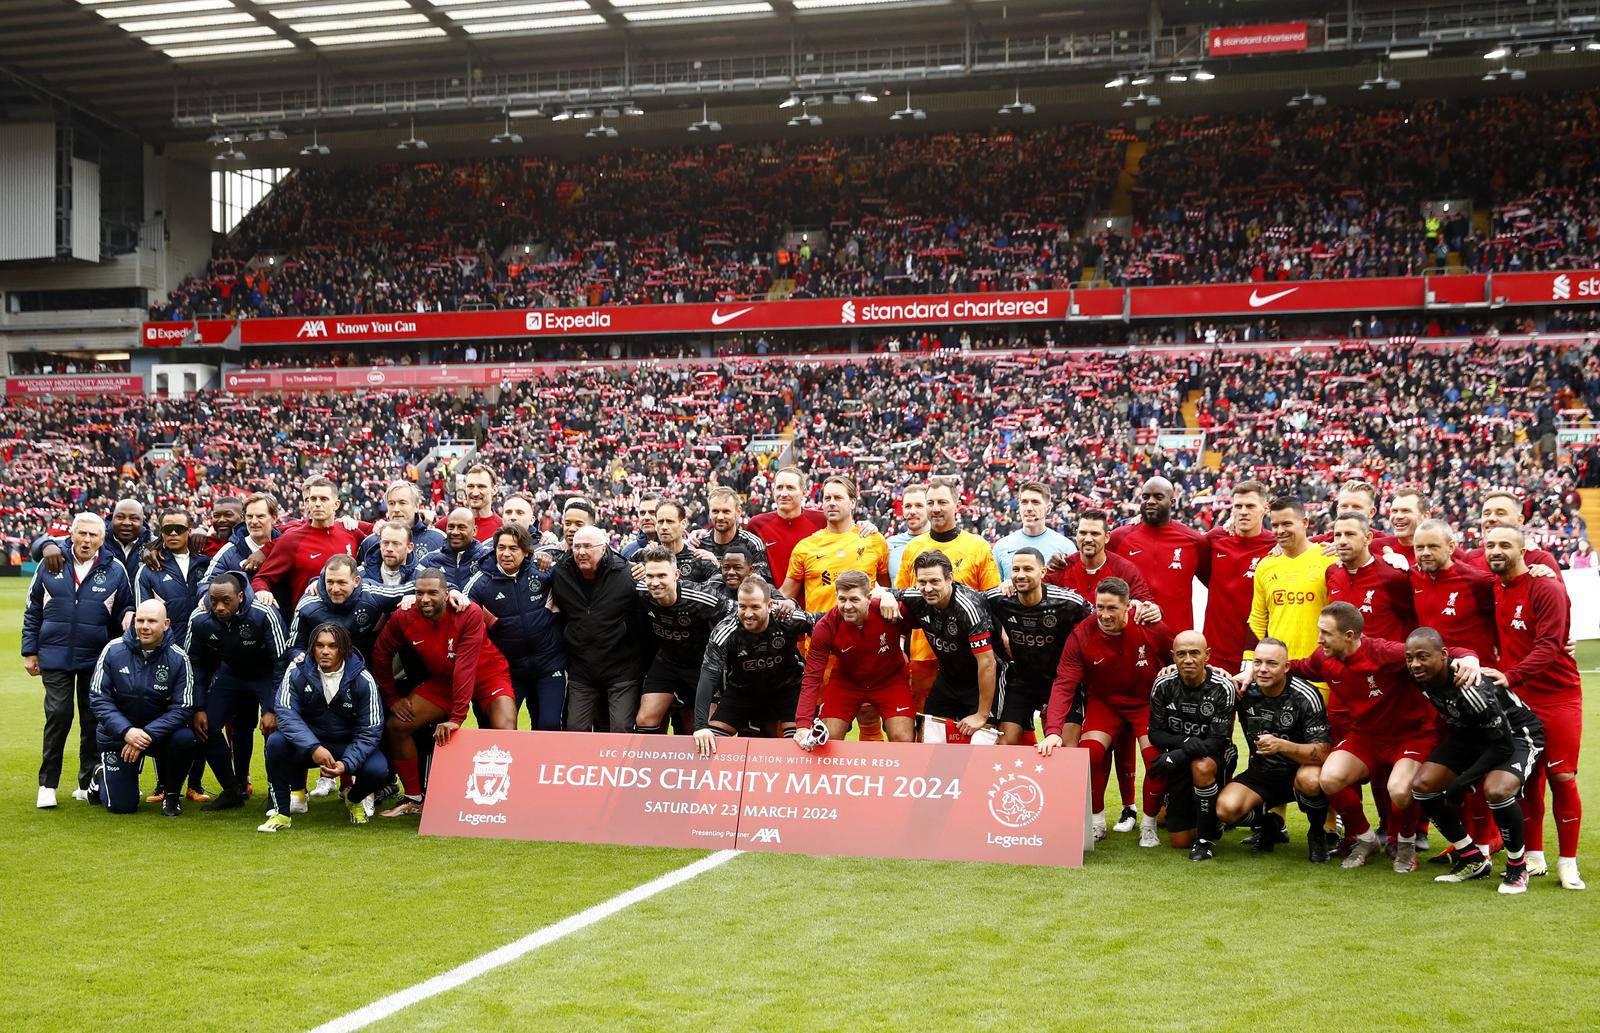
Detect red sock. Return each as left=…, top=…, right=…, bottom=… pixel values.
left=1392, top=801, right=1419, bottom=841
left=1328, top=785, right=1371, bottom=836
left=1523, top=767, right=1547, bottom=851
left=1463, top=792, right=1497, bottom=847
left=1371, top=781, right=1389, bottom=824
left=1086, top=739, right=1109, bottom=813
left=1114, top=726, right=1137, bottom=807
left=396, top=756, right=421, bottom=796
left=1142, top=774, right=1168, bottom=818
left=1552, top=777, right=1583, bottom=858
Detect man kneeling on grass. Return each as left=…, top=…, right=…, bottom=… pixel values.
left=258, top=622, right=387, bottom=832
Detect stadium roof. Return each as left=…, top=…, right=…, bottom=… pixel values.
left=5, top=0, right=1600, bottom=146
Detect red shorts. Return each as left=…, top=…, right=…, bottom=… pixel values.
left=1334, top=731, right=1436, bottom=777
left=820, top=676, right=914, bottom=723
left=1529, top=697, right=1582, bottom=775
left=413, top=673, right=515, bottom=714
left=1083, top=696, right=1150, bottom=740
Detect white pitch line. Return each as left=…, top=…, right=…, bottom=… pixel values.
left=309, top=849, right=743, bottom=1033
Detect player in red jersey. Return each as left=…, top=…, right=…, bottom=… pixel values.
left=250, top=476, right=363, bottom=610
left=1381, top=487, right=1430, bottom=567
left=1045, top=509, right=1152, bottom=832
left=747, top=466, right=825, bottom=603
left=1455, top=491, right=1564, bottom=578
left=1037, top=577, right=1174, bottom=843
left=1482, top=526, right=1586, bottom=890
left=369, top=569, right=516, bottom=816
left=794, top=570, right=914, bottom=746
left=432, top=463, right=503, bottom=543
left=1327, top=512, right=1417, bottom=641
left=1107, top=476, right=1205, bottom=633
left=1309, top=480, right=1400, bottom=555
left=1198, top=480, right=1275, bottom=679
left=1294, top=602, right=1480, bottom=873
left=1410, top=520, right=1499, bottom=664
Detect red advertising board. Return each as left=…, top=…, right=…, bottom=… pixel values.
left=4, top=374, right=144, bottom=396
left=419, top=729, right=1091, bottom=867
left=143, top=271, right=1600, bottom=349
left=1206, top=21, right=1309, bottom=56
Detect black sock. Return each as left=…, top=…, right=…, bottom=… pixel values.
left=1195, top=782, right=1220, bottom=841
left=1489, top=797, right=1526, bottom=860
left=632, top=723, right=667, bottom=735
left=1236, top=803, right=1264, bottom=829
left=1413, top=790, right=1468, bottom=845
left=1295, top=790, right=1328, bottom=834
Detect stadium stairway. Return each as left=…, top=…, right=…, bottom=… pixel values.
left=1182, top=389, right=1225, bottom=469
left=1109, top=140, right=1146, bottom=217
left=766, top=278, right=795, bottom=301
left=1581, top=489, right=1600, bottom=551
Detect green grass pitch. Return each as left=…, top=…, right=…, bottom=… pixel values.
left=2, top=578, right=1596, bottom=1031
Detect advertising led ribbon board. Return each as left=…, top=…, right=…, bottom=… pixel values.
left=420, top=730, right=1092, bottom=867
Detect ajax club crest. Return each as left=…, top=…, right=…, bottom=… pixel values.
left=466, top=744, right=513, bottom=806
left=988, top=772, right=1044, bottom=829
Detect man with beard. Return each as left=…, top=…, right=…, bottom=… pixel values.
left=1108, top=476, right=1205, bottom=634
left=359, top=519, right=419, bottom=588
left=421, top=508, right=491, bottom=591
left=639, top=500, right=720, bottom=583
left=633, top=545, right=729, bottom=736
left=984, top=548, right=1091, bottom=746
left=692, top=577, right=818, bottom=754
left=1482, top=525, right=1586, bottom=890
left=371, top=569, right=516, bottom=816
left=692, top=486, right=771, bottom=580
left=1406, top=626, right=1544, bottom=894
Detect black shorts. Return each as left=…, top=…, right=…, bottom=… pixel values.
left=924, top=674, right=980, bottom=722
left=643, top=660, right=699, bottom=708
left=1232, top=763, right=1300, bottom=810
left=1427, top=727, right=1545, bottom=784
left=997, top=674, right=1048, bottom=729
left=710, top=681, right=801, bottom=731
left=1156, top=747, right=1237, bottom=833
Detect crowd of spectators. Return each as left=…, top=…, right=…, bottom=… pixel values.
left=1103, top=91, right=1600, bottom=285
left=4, top=338, right=1596, bottom=564
left=151, top=126, right=1117, bottom=322
left=146, top=90, right=1600, bottom=324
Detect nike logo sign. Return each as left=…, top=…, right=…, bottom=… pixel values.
left=1248, top=287, right=1298, bottom=308
left=310, top=553, right=322, bottom=560
left=838, top=646, right=852, bottom=653
left=1092, top=659, right=1105, bottom=665
left=1127, top=549, right=1141, bottom=556
left=409, top=639, right=424, bottom=646
left=710, top=306, right=753, bottom=326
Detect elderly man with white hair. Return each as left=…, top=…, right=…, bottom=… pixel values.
left=548, top=526, right=648, bottom=732
left=22, top=512, right=133, bottom=808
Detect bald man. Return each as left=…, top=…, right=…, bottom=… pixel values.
left=87, top=599, right=199, bottom=816
left=419, top=507, right=490, bottom=591
left=1108, top=477, right=1205, bottom=633
left=1143, top=631, right=1236, bottom=859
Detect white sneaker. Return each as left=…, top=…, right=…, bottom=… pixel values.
left=362, top=796, right=375, bottom=818
left=1139, top=817, right=1160, bottom=849
left=70, top=788, right=90, bottom=803
left=36, top=786, right=57, bottom=809
left=309, top=776, right=337, bottom=798
left=1557, top=857, right=1586, bottom=891
left=1112, top=806, right=1137, bottom=833
left=1526, top=850, right=1549, bottom=877
left=1091, top=812, right=1107, bottom=842
left=290, top=790, right=309, bottom=815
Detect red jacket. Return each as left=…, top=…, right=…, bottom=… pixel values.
left=1107, top=520, right=1205, bottom=633
left=1410, top=561, right=1499, bottom=663
left=1326, top=557, right=1416, bottom=641
left=795, top=606, right=907, bottom=723
left=250, top=522, right=362, bottom=604
left=748, top=507, right=825, bottom=596
left=1197, top=527, right=1275, bottom=670
left=1045, top=551, right=1152, bottom=601
left=1290, top=637, right=1435, bottom=740
left=1493, top=571, right=1582, bottom=706
left=370, top=604, right=509, bottom=724
left=1045, top=618, right=1173, bottom=737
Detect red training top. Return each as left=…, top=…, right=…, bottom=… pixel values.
left=1044, top=618, right=1174, bottom=737
left=1493, top=571, right=1583, bottom=706
left=1326, top=556, right=1417, bottom=641
left=795, top=606, right=908, bottom=723
left=370, top=603, right=509, bottom=725
left=1107, top=520, right=1205, bottom=633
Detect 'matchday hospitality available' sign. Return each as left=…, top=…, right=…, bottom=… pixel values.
left=420, top=730, right=1091, bottom=867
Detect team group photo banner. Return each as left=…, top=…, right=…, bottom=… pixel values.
left=421, top=730, right=1092, bottom=868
